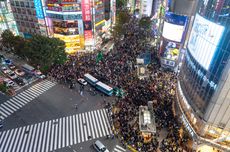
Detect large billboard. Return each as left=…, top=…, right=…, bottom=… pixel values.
left=34, top=0, right=44, bottom=19
left=162, top=12, right=187, bottom=43
left=188, top=14, right=225, bottom=70
left=82, top=0, right=93, bottom=45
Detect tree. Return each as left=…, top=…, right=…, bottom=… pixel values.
left=1, top=29, right=15, bottom=51
left=25, top=35, right=67, bottom=68
left=12, top=36, right=28, bottom=57
left=113, top=11, right=130, bottom=37
left=116, top=0, right=127, bottom=10
left=139, top=17, right=152, bottom=30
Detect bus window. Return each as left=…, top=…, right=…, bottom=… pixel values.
left=95, top=81, right=113, bottom=96
left=84, top=73, right=99, bottom=86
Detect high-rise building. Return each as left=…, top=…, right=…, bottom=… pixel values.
left=0, top=0, right=18, bottom=35
left=10, top=0, right=47, bottom=38
left=177, top=0, right=230, bottom=150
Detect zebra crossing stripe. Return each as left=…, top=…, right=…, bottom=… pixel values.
left=0, top=109, right=112, bottom=152
left=4, top=102, right=18, bottom=112
left=94, top=110, right=102, bottom=137
left=23, top=90, right=37, bottom=98
left=11, top=127, right=22, bottom=152
left=91, top=111, right=99, bottom=138
left=0, top=106, right=11, bottom=116
left=7, top=128, right=19, bottom=152
left=73, top=115, right=77, bottom=144
left=62, top=117, right=66, bottom=148
left=97, top=110, right=106, bottom=136
left=10, top=99, right=23, bottom=107
left=6, top=100, right=20, bottom=110
left=103, top=109, right=113, bottom=134
left=0, top=130, right=10, bottom=152
left=79, top=113, right=84, bottom=142
left=15, top=126, right=26, bottom=152
left=41, top=121, right=48, bottom=152
left=2, top=103, right=15, bottom=113
left=26, top=89, right=40, bottom=97
left=88, top=111, right=95, bottom=139
left=69, top=116, right=73, bottom=146
left=2, top=128, right=14, bottom=152
left=76, top=114, right=80, bottom=143
left=46, top=120, right=52, bottom=152
left=13, top=96, right=27, bottom=105
left=58, top=118, right=62, bottom=149
left=82, top=113, right=88, bottom=141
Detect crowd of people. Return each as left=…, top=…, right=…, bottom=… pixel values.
left=49, top=14, right=191, bottom=151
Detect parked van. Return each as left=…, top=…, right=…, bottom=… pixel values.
left=93, top=140, right=109, bottom=152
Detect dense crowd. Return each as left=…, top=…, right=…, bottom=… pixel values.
left=49, top=15, right=191, bottom=151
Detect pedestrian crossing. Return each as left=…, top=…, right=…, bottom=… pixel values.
left=0, top=80, right=56, bottom=120
left=113, top=145, right=126, bottom=152
left=0, top=109, right=112, bottom=152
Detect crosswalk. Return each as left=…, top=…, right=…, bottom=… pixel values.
left=0, top=80, right=56, bottom=120
left=0, top=108, right=112, bottom=152
left=113, top=145, right=127, bottom=152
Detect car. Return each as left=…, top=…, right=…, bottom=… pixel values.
left=14, top=77, right=25, bottom=86
left=93, top=140, right=109, bottom=152
left=1, top=66, right=11, bottom=74
left=78, top=78, right=87, bottom=86
left=4, top=78, right=15, bottom=87
left=8, top=71, right=17, bottom=79
left=14, top=69, right=25, bottom=76
left=9, top=64, right=16, bottom=70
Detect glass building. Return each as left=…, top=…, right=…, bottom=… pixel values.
left=177, top=0, right=230, bottom=150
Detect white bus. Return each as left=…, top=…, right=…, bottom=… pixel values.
left=84, top=73, right=99, bottom=86
left=95, top=81, right=113, bottom=96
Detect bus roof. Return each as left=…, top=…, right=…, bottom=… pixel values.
left=22, top=64, right=35, bottom=71
left=84, top=73, right=98, bottom=82
left=96, top=81, right=113, bottom=91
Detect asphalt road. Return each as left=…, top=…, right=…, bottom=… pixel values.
left=0, top=80, right=128, bottom=152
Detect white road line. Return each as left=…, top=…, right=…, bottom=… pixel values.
left=12, top=96, right=26, bottom=105
left=91, top=111, right=99, bottom=138
left=114, top=148, right=123, bottom=152
left=97, top=110, right=106, bottom=136
left=28, top=123, right=37, bottom=152
left=17, top=94, right=30, bottom=102
left=76, top=114, right=80, bottom=143
left=94, top=110, right=102, bottom=137
left=85, top=112, right=91, bottom=139
left=79, top=113, right=84, bottom=142
left=2, top=128, right=14, bottom=152
left=82, top=113, right=88, bottom=141
left=4, top=102, right=18, bottom=112
left=23, top=90, right=37, bottom=98
left=0, top=106, right=10, bottom=117
left=26, top=89, right=40, bottom=97
left=7, top=128, right=19, bottom=152
left=6, top=100, right=20, bottom=110
left=58, top=118, right=62, bottom=149
left=21, top=91, right=35, bottom=100
left=54, top=119, right=58, bottom=151
left=73, top=115, right=77, bottom=144
left=24, top=124, right=34, bottom=152
left=62, top=117, right=66, bottom=148
left=0, top=131, right=7, bottom=148
left=33, top=123, right=41, bottom=152
left=20, top=125, right=30, bottom=152
left=116, top=145, right=126, bottom=151
left=49, top=120, right=55, bottom=151
left=18, top=93, right=33, bottom=102
left=37, top=122, right=45, bottom=152
left=11, top=127, right=22, bottom=152
left=100, top=109, right=109, bottom=136
left=9, top=99, right=23, bottom=107
left=69, top=116, right=73, bottom=146
left=2, top=103, right=15, bottom=113
left=88, top=111, right=95, bottom=139
left=103, top=109, right=112, bottom=134
left=14, top=95, right=28, bottom=104
left=41, top=121, right=48, bottom=152
left=66, top=116, right=69, bottom=146
left=0, top=104, right=13, bottom=115
left=0, top=130, right=10, bottom=151
left=15, top=126, right=26, bottom=152
left=45, top=120, right=52, bottom=152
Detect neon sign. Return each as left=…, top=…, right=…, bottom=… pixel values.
left=34, top=0, right=44, bottom=19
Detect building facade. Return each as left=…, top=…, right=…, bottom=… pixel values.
left=10, top=0, right=47, bottom=38
left=0, top=0, right=18, bottom=35
left=177, top=0, right=230, bottom=150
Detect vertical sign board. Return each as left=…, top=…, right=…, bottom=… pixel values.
left=82, top=0, right=93, bottom=45
left=34, top=0, right=44, bottom=19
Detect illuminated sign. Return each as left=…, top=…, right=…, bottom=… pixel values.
left=188, top=14, right=225, bottom=70
left=162, top=22, right=185, bottom=42
left=82, top=0, right=93, bottom=45
left=34, top=0, right=44, bottom=19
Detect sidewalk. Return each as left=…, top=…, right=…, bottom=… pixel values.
left=1, top=51, right=26, bottom=66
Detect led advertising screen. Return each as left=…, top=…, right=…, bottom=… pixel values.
left=188, top=14, right=225, bottom=70
left=34, top=0, right=44, bottom=19
left=162, top=22, right=185, bottom=42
